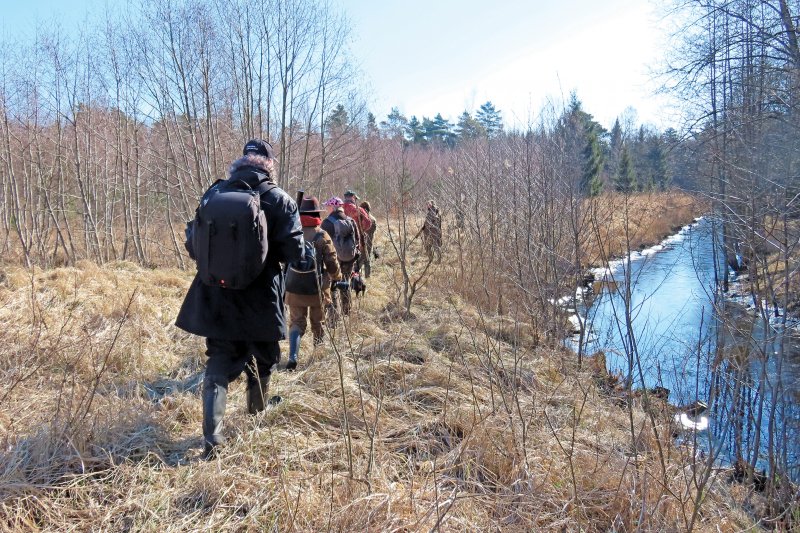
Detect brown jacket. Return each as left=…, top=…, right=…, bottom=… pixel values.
left=285, top=225, right=341, bottom=307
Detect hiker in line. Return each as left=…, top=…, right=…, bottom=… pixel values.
left=359, top=200, right=378, bottom=278
left=322, top=196, right=360, bottom=316
left=418, top=199, right=442, bottom=261
left=342, top=190, right=372, bottom=272
left=176, top=139, right=303, bottom=459
left=285, top=196, right=341, bottom=370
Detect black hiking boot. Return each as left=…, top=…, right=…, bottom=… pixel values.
left=247, top=374, right=271, bottom=415
left=202, top=375, right=227, bottom=460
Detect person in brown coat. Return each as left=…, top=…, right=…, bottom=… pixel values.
left=419, top=200, right=442, bottom=261
left=359, top=200, right=378, bottom=278
left=285, top=196, right=341, bottom=370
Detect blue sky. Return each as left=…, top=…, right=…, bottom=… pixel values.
left=1, top=0, right=677, bottom=130
left=336, top=0, right=677, bottom=129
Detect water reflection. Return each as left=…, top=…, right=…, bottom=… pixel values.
left=573, top=218, right=800, bottom=480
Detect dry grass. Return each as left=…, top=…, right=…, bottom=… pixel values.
left=747, top=218, right=800, bottom=314
left=584, top=191, right=703, bottom=267
left=0, top=232, right=755, bottom=531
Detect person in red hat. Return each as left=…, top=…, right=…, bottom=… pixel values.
left=284, top=196, right=341, bottom=369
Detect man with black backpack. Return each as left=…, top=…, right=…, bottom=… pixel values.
left=284, top=196, right=341, bottom=370
left=322, top=196, right=360, bottom=316
left=176, top=139, right=303, bottom=459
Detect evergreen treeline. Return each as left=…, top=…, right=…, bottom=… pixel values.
left=363, top=94, right=672, bottom=197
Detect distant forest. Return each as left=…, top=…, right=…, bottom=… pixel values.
left=0, top=0, right=797, bottom=276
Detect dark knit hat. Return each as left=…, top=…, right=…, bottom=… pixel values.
left=299, top=196, right=324, bottom=214
left=243, top=139, right=275, bottom=159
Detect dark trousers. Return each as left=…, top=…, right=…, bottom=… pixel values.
left=205, top=339, right=281, bottom=386
left=338, top=259, right=356, bottom=315
left=202, top=339, right=280, bottom=448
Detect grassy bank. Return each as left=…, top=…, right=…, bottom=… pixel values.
left=739, top=218, right=800, bottom=317
left=583, top=191, right=703, bottom=268
left=0, top=245, right=756, bottom=530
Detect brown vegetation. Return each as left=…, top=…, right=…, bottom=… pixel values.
left=0, top=236, right=756, bottom=531
left=583, top=191, right=703, bottom=267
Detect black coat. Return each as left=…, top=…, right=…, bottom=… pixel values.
left=176, top=160, right=304, bottom=341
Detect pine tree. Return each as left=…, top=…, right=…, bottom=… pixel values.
left=581, top=126, right=604, bottom=197
left=421, top=116, right=436, bottom=143
left=379, top=107, right=408, bottom=139
left=430, top=113, right=455, bottom=147
left=631, top=125, right=650, bottom=191
left=556, top=93, right=607, bottom=196
left=366, top=112, right=378, bottom=137
left=614, top=146, right=637, bottom=193
left=406, top=116, right=426, bottom=144
left=606, top=118, right=623, bottom=177
left=325, top=104, right=349, bottom=134
left=476, top=101, right=503, bottom=137
left=646, top=138, right=669, bottom=190
left=456, top=110, right=484, bottom=140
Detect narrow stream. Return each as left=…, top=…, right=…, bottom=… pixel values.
left=570, top=217, right=800, bottom=479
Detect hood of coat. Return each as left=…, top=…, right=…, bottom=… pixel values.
left=228, top=154, right=274, bottom=179
left=327, top=207, right=346, bottom=220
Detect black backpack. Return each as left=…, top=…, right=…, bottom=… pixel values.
left=188, top=177, right=275, bottom=290
left=285, top=232, right=325, bottom=295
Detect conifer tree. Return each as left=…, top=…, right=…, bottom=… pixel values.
left=614, top=145, right=637, bottom=193
left=476, top=101, right=503, bottom=137
left=406, top=116, right=426, bottom=144
left=379, top=107, right=408, bottom=139
left=325, top=104, right=349, bottom=133
left=646, top=138, right=669, bottom=190
left=456, top=110, right=484, bottom=139
left=366, top=112, right=378, bottom=136
left=431, top=113, right=455, bottom=147
left=581, top=126, right=604, bottom=196
left=606, top=118, right=623, bottom=177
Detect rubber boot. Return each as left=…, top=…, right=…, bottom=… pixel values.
left=286, top=329, right=301, bottom=371
left=340, top=286, right=351, bottom=316
left=247, top=372, right=271, bottom=415
left=202, top=375, right=227, bottom=459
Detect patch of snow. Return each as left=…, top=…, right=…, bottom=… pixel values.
left=675, top=413, right=709, bottom=431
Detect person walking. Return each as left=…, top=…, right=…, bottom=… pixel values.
left=359, top=200, right=378, bottom=278
left=322, top=196, right=360, bottom=316
left=342, top=190, right=372, bottom=272
left=177, top=139, right=303, bottom=459
left=284, top=196, right=341, bottom=370
left=419, top=200, right=442, bottom=261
